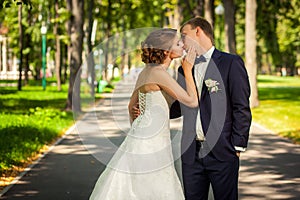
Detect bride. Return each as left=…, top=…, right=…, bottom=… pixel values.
left=89, top=28, right=198, bottom=200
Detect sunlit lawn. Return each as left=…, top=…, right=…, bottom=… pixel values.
left=0, top=79, right=112, bottom=184
left=252, top=75, right=300, bottom=143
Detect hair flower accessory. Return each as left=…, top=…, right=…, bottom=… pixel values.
left=205, top=78, right=220, bottom=93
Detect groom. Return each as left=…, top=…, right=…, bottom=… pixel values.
left=170, top=17, right=252, bottom=199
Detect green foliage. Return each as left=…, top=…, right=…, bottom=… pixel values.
left=0, top=83, right=75, bottom=173
left=1, top=0, right=69, bottom=79
left=0, top=109, right=72, bottom=172
left=276, top=0, right=300, bottom=69
left=1, top=0, right=298, bottom=78
left=255, top=0, right=300, bottom=73
left=1, top=0, right=182, bottom=81
left=257, top=0, right=281, bottom=63
left=2, top=0, right=32, bottom=9
left=252, top=75, right=300, bottom=143
left=0, top=79, right=111, bottom=174
left=235, top=0, right=245, bottom=56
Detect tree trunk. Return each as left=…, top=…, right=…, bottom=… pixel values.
left=245, top=0, right=259, bottom=108
left=66, top=0, right=84, bottom=112
left=18, top=3, right=23, bottom=91
left=223, top=0, right=236, bottom=54
left=194, top=0, right=204, bottom=17
left=24, top=7, right=32, bottom=85
left=54, top=0, right=62, bottom=91
left=65, top=1, right=72, bottom=85
left=87, top=0, right=95, bottom=97
left=24, top=36, right=30, bottom=85
left=127, top=53, right=131, bottom=72
left=204, top=0, right=214, bottom=28
left=120, top=12, right=126, bottom=78
left=104, top=0, right=112, bottom=81
left=63, top=43, right=68, bottom=83
left=103, top=41, right=109, bottom=81
left=169, top=0, right=183, bottom=29
left=184, top=0, right=195, bottom=17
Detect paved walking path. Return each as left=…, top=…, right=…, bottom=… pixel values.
left=239, top=123, right=300, bottom=199
left=1, top=77, right=299, bottom=200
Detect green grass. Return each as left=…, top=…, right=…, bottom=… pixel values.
left=0, top=109, right=73, bottom=171
left=0, top=80, right=113, bottom=175
left=252, top=75, right=300, bottom=143
left=0, top=80, right=17, bottom=84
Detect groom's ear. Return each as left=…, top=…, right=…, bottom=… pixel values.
left=164, top=50, right=169, bottom=55
left=195, top=27, right=202, bottom=36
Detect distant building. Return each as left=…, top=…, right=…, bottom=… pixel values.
left=0, top=24, right=20, bottom=80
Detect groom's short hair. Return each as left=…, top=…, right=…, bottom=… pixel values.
left=181, top=17, right=214, bottom=45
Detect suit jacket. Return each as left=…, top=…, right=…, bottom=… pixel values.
left=170, top=49, right=252, bottom=164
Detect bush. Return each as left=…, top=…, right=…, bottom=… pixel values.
left=0, top=108, right=73, bottom=173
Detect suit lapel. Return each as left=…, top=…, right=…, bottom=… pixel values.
left=201, top=49, right=222, bottom=97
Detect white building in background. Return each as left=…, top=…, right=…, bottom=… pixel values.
left=0, top=25, right=20, bottom=80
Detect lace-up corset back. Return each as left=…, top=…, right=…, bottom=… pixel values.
left=130, top=90, right=169, bottom=138
left=137, top=90, right=168, bottom=115
left=138, top=91, right=147, bottom=115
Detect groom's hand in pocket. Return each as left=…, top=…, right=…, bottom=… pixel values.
left=236, top=151, right=241, bottom=157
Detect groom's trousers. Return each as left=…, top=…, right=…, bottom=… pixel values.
left=182, top=141, right=240, bottom=200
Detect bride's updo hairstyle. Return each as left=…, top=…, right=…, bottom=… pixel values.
left=141, top=28, right=177, bottom=65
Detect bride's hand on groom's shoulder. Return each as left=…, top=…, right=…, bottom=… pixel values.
left=182, top=46, right=196, bottom=72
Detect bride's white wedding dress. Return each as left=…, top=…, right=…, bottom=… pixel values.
left=90, top=90, right=184, bottom=200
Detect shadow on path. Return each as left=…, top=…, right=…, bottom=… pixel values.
left=239, top=124, right=300, bottom=199
left=1, top=79, right=300, bottom=200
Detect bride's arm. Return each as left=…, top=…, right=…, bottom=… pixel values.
left=157, top=72, right=198, bottom=108
left=180, top=47, right=198, bottom=106
left=153, top=49, right=198, bottom=107
left=128, top=90, right=139, bottom=124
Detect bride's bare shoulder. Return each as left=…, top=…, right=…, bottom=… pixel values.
left=135, top=66, right=166, bottom=92
left=138, top=66, right=166, bottom=78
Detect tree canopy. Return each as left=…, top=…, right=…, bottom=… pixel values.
left=0, top=0, right=299, bottom=108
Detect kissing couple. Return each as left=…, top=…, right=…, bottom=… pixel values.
left=89, top=17, right=252, bottom=200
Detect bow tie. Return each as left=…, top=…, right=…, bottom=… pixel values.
left=194, top=55, right=206, bottom=64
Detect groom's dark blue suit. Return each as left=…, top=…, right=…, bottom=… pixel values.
left=170, top=49, right=252, bottom=200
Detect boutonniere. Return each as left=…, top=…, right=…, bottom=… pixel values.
left=205, top=78, right=220, bottom=93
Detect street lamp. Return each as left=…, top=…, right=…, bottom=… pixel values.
left=215, top=3, right=224, bottom=49
left=215, top=3, right=224, bottom=15
left=41, top=24, right=47, bottom=90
